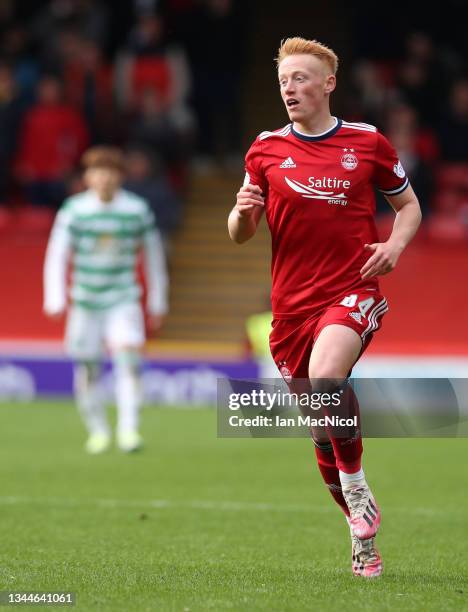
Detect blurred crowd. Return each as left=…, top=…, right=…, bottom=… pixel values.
left=345, top=29, right=468, bottom=235
left=0, top=0, right=245, bottom=248
left=0, top=0, right=466, bottom=242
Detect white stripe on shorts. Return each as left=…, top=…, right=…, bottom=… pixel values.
left=361, top=298, right=388, bottom=344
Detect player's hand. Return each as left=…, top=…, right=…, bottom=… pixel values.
left=360, top=242, right=403, bottom=279
left=147, top=314, right=166, bottom=334
left=234, top=184, right=265, bottom=218
left=44, top=307, right=65, bottom=320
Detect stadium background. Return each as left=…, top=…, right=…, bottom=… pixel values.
left=0, top=3, right=467, bottom=611
left=0, top=0, right=466, bottom=397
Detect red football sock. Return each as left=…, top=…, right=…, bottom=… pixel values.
left=326, top=385, right=363, bottom=474
left=314, top=441, right=349, bottom=516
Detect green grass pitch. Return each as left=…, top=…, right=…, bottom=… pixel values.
left=0, top=401, right=467, bottom=611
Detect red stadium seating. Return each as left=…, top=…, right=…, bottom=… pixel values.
left=426, top=213, right=467, bottom=242
left=0, top=233, right=466, bottom=356
left=429, top=164, right=468, bottom=243
left=436, top=163, right=468, bottom=192
left=15, top=206, right=55, bottom=236
left=431, top=191, right=466, bottom=214
left=0, top=207, right=14, bottom=234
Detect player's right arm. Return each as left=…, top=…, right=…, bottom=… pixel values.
left=43, top=207, right=72, bottom=318
left=228, top=184, right=265, bottom=244
left=228, top=137, right=267, bottom=244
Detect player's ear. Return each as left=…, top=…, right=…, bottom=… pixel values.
left=324, top=74, right=336, bottom=95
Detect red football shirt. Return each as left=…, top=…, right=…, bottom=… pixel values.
left=243, top=118, right=410, bottom=319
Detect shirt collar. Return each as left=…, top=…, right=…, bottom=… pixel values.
left=291, top=117, right=342, bottom=142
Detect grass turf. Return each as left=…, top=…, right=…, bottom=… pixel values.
left=0, top=401, right=467, bottom=611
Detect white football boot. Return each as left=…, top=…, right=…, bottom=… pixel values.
left=85, top=432, right=111, bottom=455
left=117, top=430, right=143, bottom=452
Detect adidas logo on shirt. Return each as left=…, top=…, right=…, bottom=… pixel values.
left=280, top=157, right=296, bottom=168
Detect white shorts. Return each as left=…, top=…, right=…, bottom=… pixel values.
left=65, top=301, right=146, bottom=360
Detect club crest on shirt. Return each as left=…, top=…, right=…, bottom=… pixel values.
left=97, top=234, right=117, bottom=252
left=340, top=148, right=358, bottom=171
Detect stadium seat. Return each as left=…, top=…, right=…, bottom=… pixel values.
left=426, top=213, right=467, bottom=243
left=15, top=206, right=55, bottom=235
left=431, top=191, right=466, bottom=214
left=436, top=163, right=468, bottom=192
left=0, top=207, right=14, bottom=234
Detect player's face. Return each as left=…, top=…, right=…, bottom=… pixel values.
left=84, top=167, right=122, bottom=201
left=278, top=54, right=335, bottom=122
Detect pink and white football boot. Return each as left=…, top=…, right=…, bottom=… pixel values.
left=342, top=483, right=381, bottom=539
left=351, top=534, right=383, bottom=578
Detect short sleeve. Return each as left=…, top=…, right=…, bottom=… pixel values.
left=243, top=138, right=268, bottom=194
left=373, top=132, right=410, bottom=196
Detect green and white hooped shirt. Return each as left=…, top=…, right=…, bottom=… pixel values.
left=44, top=188, right=168, bottom=314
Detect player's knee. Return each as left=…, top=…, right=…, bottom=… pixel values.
left=113, top=349, right=141, bottom=378
left=74, top=361, right=101, bottom=392
left=309, top=370, right=344, bottom=392
left=312, top=435, right=332, bottom=448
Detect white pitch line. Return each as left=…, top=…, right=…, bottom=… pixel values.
left=0, top=495, right=326, bottom=513
left=0, top=495, right=457, bottom=517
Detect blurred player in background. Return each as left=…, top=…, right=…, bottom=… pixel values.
left=44, top=146, right=169, bottom=454
left=228, top=38, right=422, bottom=577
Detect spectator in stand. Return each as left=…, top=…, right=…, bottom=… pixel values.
left=438, top=78, right=468, bottom=162
left=0, top=25, right=40, bottom=106
left=386, top=103, right=439, bottom=165
left=178, top=0, right=245, bottom=170
left=31, top=0, right=110, bottom=66
left=127, top=86, right=193, bottom=192
left=396, top=60, right=435, bottom=124
left=0, top=63, right=25, bottom=201
left=14, top=74, right=89, bottom=208
left=381, top=104, right=435, bottom=215
left=124, top=146, right=182, bottom=256
left=62, top=37, right=114, bottom=142
left=347, top=60, right=399, bottom=126
left=396, top=32, right=460, bottom=126
left=114, top=12, right=172, bottom=113
left=126, top=11, right=167, bottom=57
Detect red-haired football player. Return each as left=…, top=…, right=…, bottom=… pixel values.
left=228, top=37, right=422, bottom=577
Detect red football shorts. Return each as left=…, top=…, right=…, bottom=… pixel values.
left=269, top=290, right=388, bottom=380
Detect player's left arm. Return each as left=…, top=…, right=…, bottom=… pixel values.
left=360, top=184, right=422, bottom=280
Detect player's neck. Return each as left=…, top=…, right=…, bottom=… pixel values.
left=293, top=112, right=335, bottom=136
left=93, top=190, right=117, bottom=204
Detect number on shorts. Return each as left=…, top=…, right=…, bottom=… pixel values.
left=340, top=294, right=375, bottom=317
left=340, top=294, right=358, bottom=307
left=358, top=296, right=375, bottom=316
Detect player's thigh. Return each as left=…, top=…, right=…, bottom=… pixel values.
left=105, top=301, right=146, bottom=352
left=65, top=306, right=105, bottom=360
left=308, top=324, right=362, bottom=380
left=269, top=318, right=316, bottom=381
left=309, top=291, right=388, bottom=379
